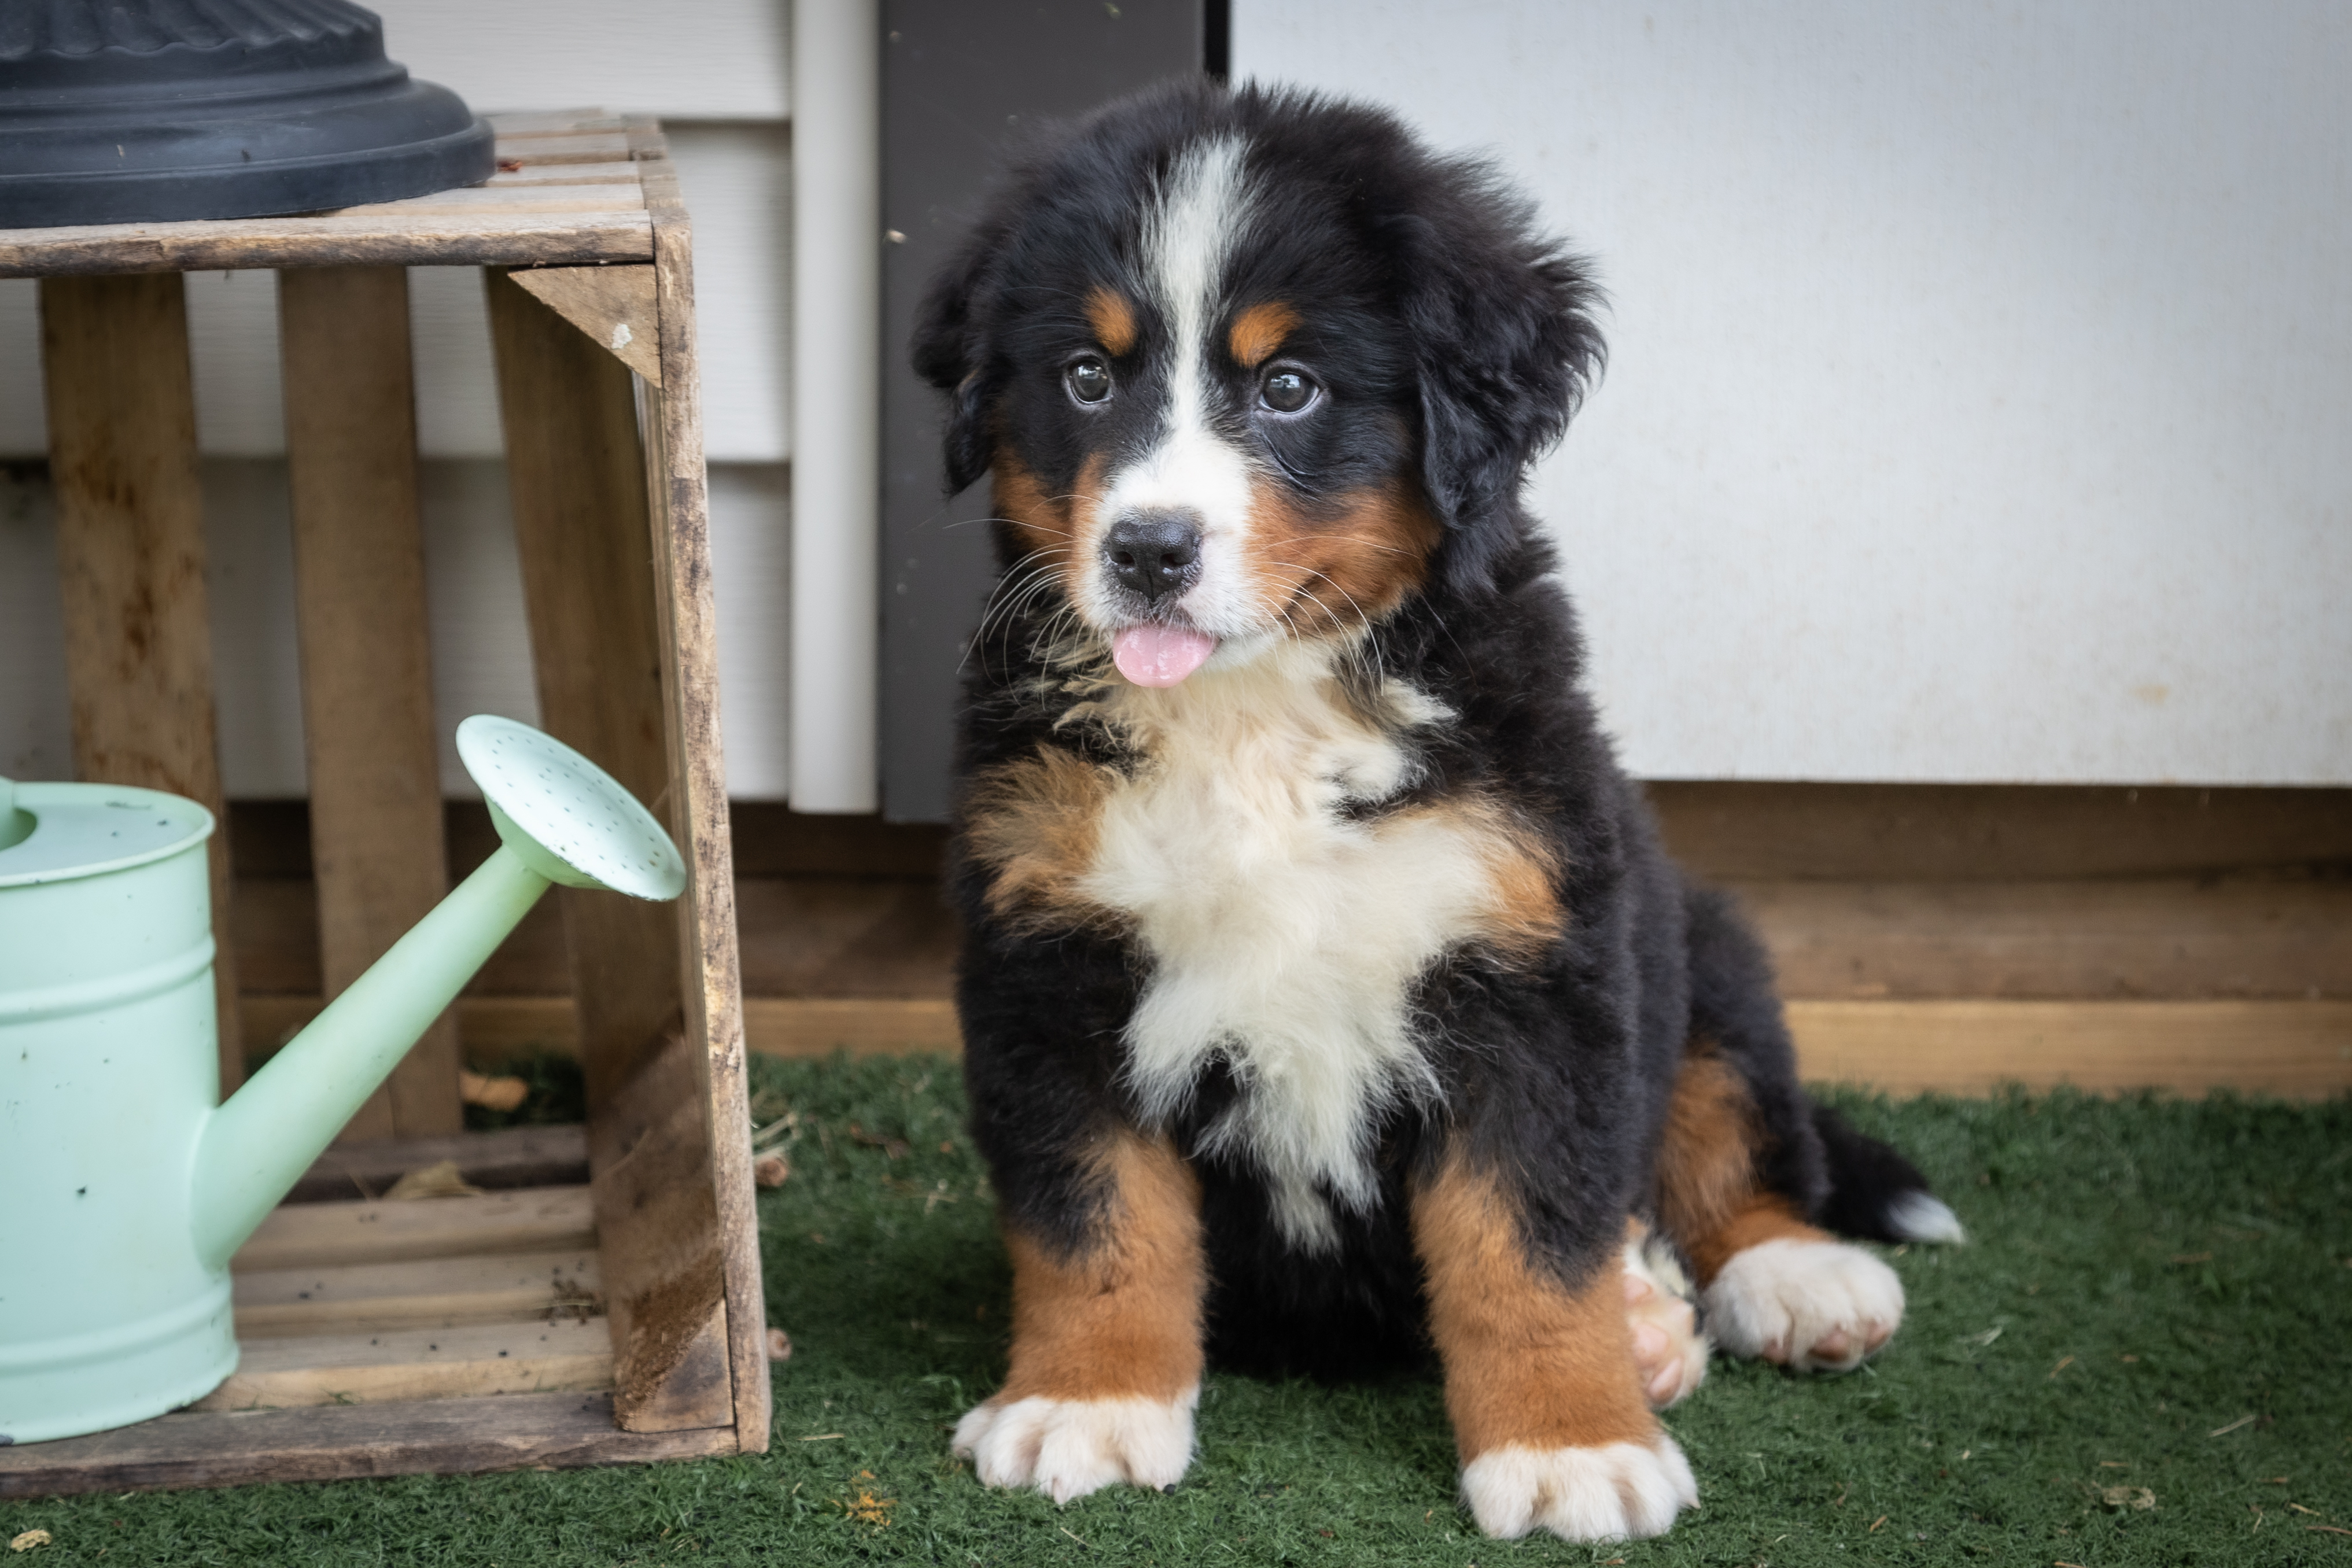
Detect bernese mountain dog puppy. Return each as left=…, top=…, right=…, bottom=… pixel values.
left=912, top=79, right=1964, bottom=1543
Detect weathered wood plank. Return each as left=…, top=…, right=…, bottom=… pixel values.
left=486, top=247, right=732, bottom=1437
left=513, top=264, right=661, bottom=382
left=584, top=1031, right=730, bottom=1434
left=40, top=271, right=244, bottom=1100
left=484, top=265, right=686, bottom=1110
left=1789, top=998, right=2352, bottom=1097
left=233, top=1248, right=602, bottom=1338
left=194, top=1318, right=612, bottom=1410
left=279, top=264, right=460, bottom=1142
left=741, top=997, right=960, bottom=1057
left=1649, top=780, right=2352, bottom=882
left=632, top=115, right=770, bottom=1455
left=331, top=185, right=647, bottom=216
left=0, top=212, right=652, bottom=279
left=283, top=1124, right=589, bottom=1204
left=489, top=161, right=643, bottom=186
left=1735, top=876, right=2352, bottom=1002
left=0, top=1392, right=731, bottom=1497
left=486, top=112, right=626, bottom=136
left=232, top=1187, right=596, bottom=1274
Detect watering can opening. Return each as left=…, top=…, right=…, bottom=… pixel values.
left=456, top=715, right=687, bottom=902
left=0, top=779, right=32, bottom=853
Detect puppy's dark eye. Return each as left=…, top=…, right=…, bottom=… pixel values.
left=1260, top=368, right=1317, bottom=414
left=1066, top=357, right=1112, bottom=404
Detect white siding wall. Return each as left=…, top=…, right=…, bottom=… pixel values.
left=0, top=0, right=801, bottom=796
left=1237, top=1, right=2352, bottom=785
left=12, top=5, right=2346, bottom=795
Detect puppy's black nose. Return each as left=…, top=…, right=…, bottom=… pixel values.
left=1103, top=511, right=1203, bottom=605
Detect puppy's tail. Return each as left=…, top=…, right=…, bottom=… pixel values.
left=1809, top=1102, right=1966, bottom=1245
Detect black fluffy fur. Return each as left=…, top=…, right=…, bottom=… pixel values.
left=917, top=79, right=1941, bottom=1380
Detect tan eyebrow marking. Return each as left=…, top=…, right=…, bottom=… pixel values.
left=1227, top=301, right=1299, bottom=368
left=1085, top=286, right=1138, bottom=356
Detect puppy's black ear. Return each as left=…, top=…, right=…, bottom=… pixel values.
left=911, top=222, right=1007, bottom=495
left=1400, top=168, right=1605, bottom=595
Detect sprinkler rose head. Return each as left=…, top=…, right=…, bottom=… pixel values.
left=455, top=715, right=687, bottom=902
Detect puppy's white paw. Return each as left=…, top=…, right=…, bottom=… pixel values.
left=951, top=1388, right=1198, bottom=1503
left=1703, top=1237, right=1904, bottom=1373
left=1461, top=1436, right=1698, bottom=1541
left=1623, top=1235, right=1709, bottom=1409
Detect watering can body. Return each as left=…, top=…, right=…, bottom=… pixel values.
left=0, top=718, right=687, bottom=1445
left=0, top=784, right=234, bottom=1442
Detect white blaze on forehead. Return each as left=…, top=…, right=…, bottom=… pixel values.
left=1086, top=134, right=1264, bottom=641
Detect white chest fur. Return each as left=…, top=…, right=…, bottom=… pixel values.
left=1079, top=645, right=1513, bottom=1250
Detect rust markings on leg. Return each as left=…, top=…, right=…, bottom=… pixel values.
left=994, top=1129, right=1206, bottom=1407
left=1411, top=1154, right=1656, bottom=1461
left=1653, top=1046, right=1829, bottom=1283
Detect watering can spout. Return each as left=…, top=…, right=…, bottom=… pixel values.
left=188, top=717, right=686, bottom=1268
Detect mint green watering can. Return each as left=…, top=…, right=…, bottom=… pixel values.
left=0, top=716, right=686, bottom=1445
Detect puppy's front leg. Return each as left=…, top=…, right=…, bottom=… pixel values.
left=955, top=1128, right=1205, bottom=1503
left=1413, top=1154, right=1699, bottom=1541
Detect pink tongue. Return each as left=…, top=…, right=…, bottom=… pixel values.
left=1112, top=624, right=1219, bottom=687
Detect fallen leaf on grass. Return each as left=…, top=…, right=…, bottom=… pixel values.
left=8, top=1532, right=49, bottom=1553
left=1870, top=1516, right=1888, bottom=1533
left=2310, top=1525, right=2352, bottom=1537
left=846, top=1123, right=911, bottom=1159
left=2100, top=1486, right=2156, bottom=1511
left=2049, top=1356, right=2075, bottom=1378
left=838, top=1472, right=894, bottom=1527
left=384, top=1159, right=482, bottom=1200
left=798, top=1433, right=844, bottom=1441
left=2209, top=1414, right=2258, bottom=1437
left=754, top=1154, right=790, bottom=1188
left=458, top=1069, right=529, bottom=1113
left=766, top=1327, right=792, bottom=1361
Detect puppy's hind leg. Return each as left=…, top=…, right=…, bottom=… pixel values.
left=1654, top=1047, right=1906, bottom=1374
left=1621, top=1220, right=1708, bottom=1409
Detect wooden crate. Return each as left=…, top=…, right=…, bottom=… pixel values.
left=0, top=113, right=768, bottom=1495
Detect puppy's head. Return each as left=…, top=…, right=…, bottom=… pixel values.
left=915, top=81, right=1602, bottom=687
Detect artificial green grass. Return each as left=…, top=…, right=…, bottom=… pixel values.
left=6, top=1057, right=2347, bottom=1566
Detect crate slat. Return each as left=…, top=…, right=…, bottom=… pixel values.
left=512, top=264, right=662, bottom=383
left=233, top=1248, right=603, bottom=1338
left=39, top=271, right=245, bottom=1100
left=632, top=120, right=773, bottom=1458
left=483, top=261, right=735, bottom=1437
left=0, top=1392, right=732, bottom=1498
left=194, top=1318, right=613, bottom=1411
left=233, top=1187, right=598, bottom=1273
left=488, top=161, right=644, bottom=187
left=280, top=264, right=462, bottom=1142
left=283, top=1124, right=589, bottom=1203
left=331, top=185, right=648, bottom=216
left=0, top=212, right=653, bottom=279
